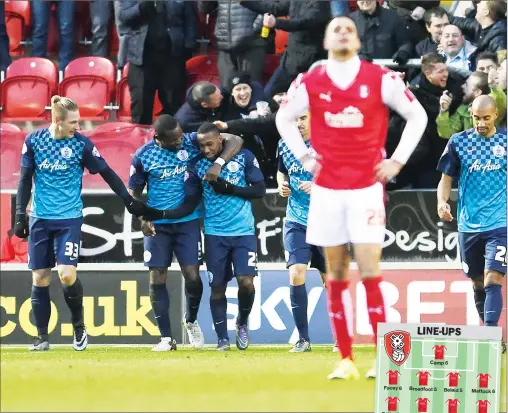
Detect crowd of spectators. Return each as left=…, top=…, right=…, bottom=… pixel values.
left=0, top=0, right=506, bottom=189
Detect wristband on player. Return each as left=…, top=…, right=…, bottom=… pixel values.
left=214, top=157, right=226, bottom=167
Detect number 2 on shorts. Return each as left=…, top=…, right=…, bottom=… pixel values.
left=495, top=246, right=507, bottom=266
left=248, top=252, right=258, bottom=268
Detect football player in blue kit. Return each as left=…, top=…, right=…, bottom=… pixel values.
left=13, top=96, right=153, bottom=351
left=437, top=95, right=506, bottom=351
left=129, top=115, right=243, bottom=351
left=277, top=111, right=327, bottom=353
left=152, top=123, right=266, bottom=351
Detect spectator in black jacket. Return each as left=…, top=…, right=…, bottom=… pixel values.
left=200, top=1, right=266, bottom=85
left=117, top=0, right=197, bottom=124
left=414, top=7, right=449, bottom=57
left=388, top=1, right=441, bottom=45
left=452, top=0, right=507, bottom=70
left=175, top=82, right=226, bottom=132
left=350, top=0, right=412, bottom=65
left=239, top=0, right=330, bottom=98
left=390, top=53, right=464, bottom=189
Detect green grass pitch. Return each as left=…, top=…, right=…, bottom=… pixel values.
left=1, top=345, right=505, bottom=412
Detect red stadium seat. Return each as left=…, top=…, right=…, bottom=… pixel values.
left=4, top=1, right=31, bottom=56
left=262, top=54, right=281, bottom=86
left=185, top=55, right=220, bottom=89
left=116, top=63, right=163, bottom=122
left=83, top=124, right=154, bottom=189
left=0, top=58, right=58, bottom=121
left=0, top=123, right=22, bottom=132
left=0, top=130, right=26, bottom=189
left=59, top=57, right=116, bottom=121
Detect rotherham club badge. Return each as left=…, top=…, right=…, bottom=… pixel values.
left=384, top=330, right=411, bottom=366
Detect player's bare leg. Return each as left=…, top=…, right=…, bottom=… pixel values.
left=354, top=243, right=385, bottom=379
left=29, top=269, right=52, bottom=351
left=325, top=245, right=359, bottom=380
left=235, top=275, right=255, bottom=350
left=289, top=264, right=311, bottom=352
left=58, top=265, right=87, bottom=351
left=181, top=265, right=204, bottom=349
left=149, top=268, right=177, bottom=351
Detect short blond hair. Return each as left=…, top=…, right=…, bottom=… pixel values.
left=51, top=95, right=78, bottom=122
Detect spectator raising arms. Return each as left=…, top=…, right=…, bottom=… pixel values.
left=350, top=0, right=412, bottom=65
left=239, top=0, right=330, bottom=98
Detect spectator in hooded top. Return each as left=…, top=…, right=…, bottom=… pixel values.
left=414, top=7, right=450, bottom=57
left=440, top=24, right=477, bottom=77
left=239, top=0, right=330, bottom=99
left=350, top=0, right=412, bottom=65
left=437, top=70, right=506, bottom=139
left=452, top=0, right=507, bottom=70
left=199, top=1, right=266, bottom=86
left=0, top=1, right=11, bottom=72
left=388, top=0, right=441, bottom=46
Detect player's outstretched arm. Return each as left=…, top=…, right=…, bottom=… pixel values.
left=209, top=178, right=266, bottom=200
left=99, top=166, right=150, bottom=217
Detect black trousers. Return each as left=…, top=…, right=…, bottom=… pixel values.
left=217, top=47, right=265, bottom=86
left=127, top=55, right=186, bottom=125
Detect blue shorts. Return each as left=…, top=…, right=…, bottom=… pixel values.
left=28, top=217, right=83, bottom=270
left=143, top=219, right=203, bottom=268
left=459, top=227, right=507, bottom=278
left=205, top=235, right=258, bottom=287
left=283, top=221, right=326, bottom=273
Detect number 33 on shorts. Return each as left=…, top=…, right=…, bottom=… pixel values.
left=64, top=241, right=79, bottom=260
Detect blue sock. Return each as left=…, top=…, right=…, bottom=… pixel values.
left=149, top=283, right=171, bottom=337
left=31, top=285, right=51, bottom=336
left=484, top=284, right=503, bottom=327
left=290, top=284, right=309, bottom=341
left=474, top=287, right=486, bottom=322
left=210, top=296, right=228, bottom=341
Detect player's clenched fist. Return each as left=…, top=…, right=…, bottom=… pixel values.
left=141, top=220, right=156, bottom=237
left=13, top=212, right=29, bottom=238
left=278, top=181, right=291, bottom=197
left=437, top=202, right=454, bottom=221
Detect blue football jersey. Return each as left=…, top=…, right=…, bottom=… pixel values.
left=186, top=150, right=264, bottom=236
left=437, top=128, right=507, bottom=232
left=129, top=133, right=203, bottom=224
left=278, top=140, right=313, bottom=226
left=21, top=127, right=108, bottom=219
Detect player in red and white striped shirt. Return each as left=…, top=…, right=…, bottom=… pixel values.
left=276, top=16, right=428, bottom=380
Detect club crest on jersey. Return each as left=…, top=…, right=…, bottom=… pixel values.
left=384, top=330, right=411, bottom=366
left=177, top=150, right=189, bottom=161
left=359, top=85, right=369, bottom=98
left=60, top=147, right=72, bottom=159
left=227, top=161, right=240, bottom=172
left=492, top=144, right=505, bottom=158
left=325, top=106, right=364, bottom=128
